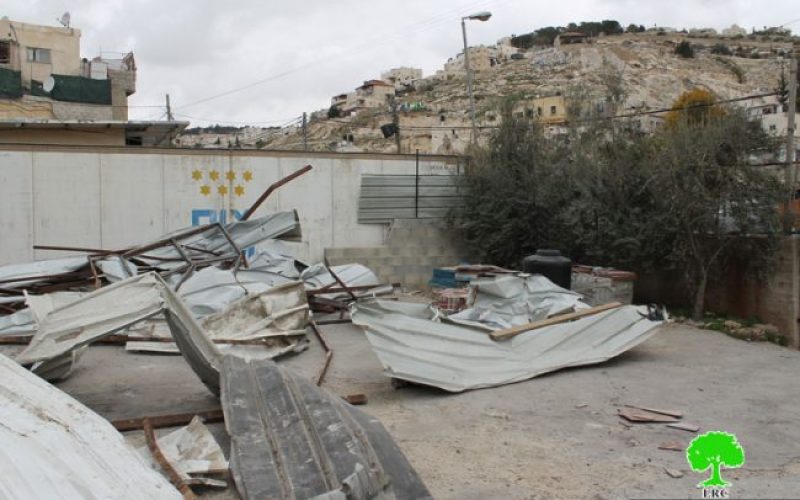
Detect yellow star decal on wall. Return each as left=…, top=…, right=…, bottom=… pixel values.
left=191, top=169, right=203, bottom=181
left=218, top=185, right=228, bottom=196
left=234, top=185, right=245, bottom=197
left=200, top=185, right=211, bottom=196
left=226, top=171, right=236, bottom=181
left=209, top=170, right=220, bottom=181
left=243, top=170, right=253, bottom=182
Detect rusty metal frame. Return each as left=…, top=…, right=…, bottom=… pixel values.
left=142, top=418, right=198, bottom=499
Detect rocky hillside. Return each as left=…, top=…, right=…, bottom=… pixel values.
left=263, top=31, right=795, bottom=154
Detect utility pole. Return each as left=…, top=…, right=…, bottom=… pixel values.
left=165, top=94, right=173, bottom=121
left=302, top=112, right=308, bottom=151
left=390, top=96, right=401, bottom=153
left=786, top=54, right=797, bottom=228
left=461, top=18, right=476, bottom=142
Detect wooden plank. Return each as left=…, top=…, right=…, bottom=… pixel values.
left=667, top=422, right=700, bottom=432
left=624, top=405, right=683, bottom=418
left=490, top=302, right=624, bottom=341
left=111, top=408, right=224, bottom=432
left=617, top=407, right=680, bottom=423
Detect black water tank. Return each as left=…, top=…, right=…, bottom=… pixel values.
left=521, top=249, right=572, bottom=289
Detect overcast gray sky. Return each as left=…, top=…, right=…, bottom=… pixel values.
left=5, top=0, right=798, bottom=126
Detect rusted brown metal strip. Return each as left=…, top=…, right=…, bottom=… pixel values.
left=309, top=320, right=332, bottom=386
left=241, top=164, right=313, bottom=221
left=305, top=283, right=394, bottom=296
left=142, top=417, right=198, bottom=499
left=322, top=257, right=358, bottom=301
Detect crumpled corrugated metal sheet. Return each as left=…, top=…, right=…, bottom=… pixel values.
left=301, top=263, right=380, bottom=292
left=129, top=280, right=311, bottom=357
left=16, top=273, right=166, bottom=365
left=350, top=298, right=663, bottom=392
left=139, top=211, right=302, bottom=271
left=220, top=356, right=432, bottom=500
left=0, top=256, right=88, bottom=288
left=448, top=274, right=590, bottom=331
left=16, top=273, right=309, bottom=386
left=0, top=352, right=181, bottom=499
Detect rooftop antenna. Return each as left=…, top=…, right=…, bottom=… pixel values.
left=57, top=12, right=71, bottom=28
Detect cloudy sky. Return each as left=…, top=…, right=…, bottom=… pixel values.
left=6, top=0, right=798, bottom=126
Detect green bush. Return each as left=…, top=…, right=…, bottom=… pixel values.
left=675, top=41, right=695, bottom=58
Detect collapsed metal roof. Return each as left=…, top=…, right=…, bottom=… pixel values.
left=220, top=356, right=432, bottom=500
left=0, top=352, right=181, bottom=499
left=351, top=298, right=663, bottom=392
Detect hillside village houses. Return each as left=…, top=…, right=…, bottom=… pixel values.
left=381, top=67, right=423, bottom=91
left=0, top=17, right=184, bottom=146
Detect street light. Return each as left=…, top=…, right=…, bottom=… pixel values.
left=461, top=11, right=492, bottom=141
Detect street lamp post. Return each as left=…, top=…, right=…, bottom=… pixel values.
left=461, top=11, right=491, bottom=141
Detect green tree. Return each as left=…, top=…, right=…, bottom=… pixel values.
left=651, top=110, right=782, bottom=319
left=687, top=431, right=745, bottom=487
left=327, top=105, right=341, bottom=119
left=454, top=99, right=575, bottom=266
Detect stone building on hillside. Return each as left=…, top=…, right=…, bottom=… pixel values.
left=721, top=24, right=747, bottom=37
left=330, top=79, right=395, bottom=116
left=0, top=18, right=136, bottom=122
left=381, top=67, right=422, bottom=91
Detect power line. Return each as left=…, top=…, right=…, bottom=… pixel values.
left=173, top=0, right=505, bottom=111
left=173, top=113, right=302, bottom=126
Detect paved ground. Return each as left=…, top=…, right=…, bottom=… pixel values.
left=6, top=321, right=800, bottom=499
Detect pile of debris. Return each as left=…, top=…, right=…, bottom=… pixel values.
left=0, top=165, right=668, bottom=498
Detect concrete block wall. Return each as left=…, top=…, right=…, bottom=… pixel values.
left=52, top=100, right=114, bottom=121
left=324, top=218, right=472, bottom=288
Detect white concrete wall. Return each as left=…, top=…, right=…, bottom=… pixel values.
left=0, top=148, right=459, bottom=265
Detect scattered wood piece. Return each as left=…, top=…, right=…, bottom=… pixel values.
left=664, top=467, right=684, bottom=478
left=667, top=422, right=700, bottom=433
left=658, top=440, right=684, bottom=452
left=624, top=404, right=683, bottom=418
left=343, top=394, right=368, bottom=405
left=575, top=403, right=589, bottom=409
left=618, top=407, right=681, bottom=423
left=491, top=302, right=623, bottom=340
left=111, top=408, right=224, bottom=432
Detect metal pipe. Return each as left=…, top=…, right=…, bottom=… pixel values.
left=241, top=164, right=313, bottom=221
left=309, top=321, right=332, bottom=386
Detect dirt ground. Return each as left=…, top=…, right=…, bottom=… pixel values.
left=7, top=321, right=800, bottom=499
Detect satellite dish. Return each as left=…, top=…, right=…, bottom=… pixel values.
left=43, top=76, right=55, bottom=92
left=57, top=12, right=71, bottom=28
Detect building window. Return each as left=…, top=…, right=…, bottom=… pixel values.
left=26, top=47, right=51, bottom=64
left=0, top=41, right=10, bottom=64
left=550, top=105, right=557, bottom=116
left=537, top=107, right=542, bottom=116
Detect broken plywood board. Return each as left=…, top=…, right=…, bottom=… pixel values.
left=221, top=356, right=431, bottom=499
left=0, top=352, right=180, bottom=499
left=351, top=298, right=662, bottom=392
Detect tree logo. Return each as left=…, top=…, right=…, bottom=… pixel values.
left=686, top=431, right=745, bottom=489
